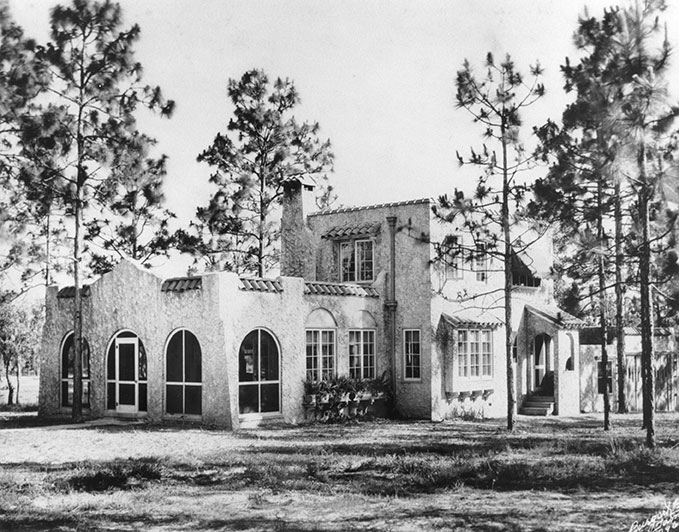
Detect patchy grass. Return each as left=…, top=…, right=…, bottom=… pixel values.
left=1, top=414, right=678, bottom=531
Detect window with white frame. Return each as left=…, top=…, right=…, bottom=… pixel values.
left=306, top=329, right=335, bottom=380
left=349, top=329, right=375, bottom=379
left=445, top=236, right=464, bottom=280
left=475, top=243, right=488, bottom=282
left=404, top=329, right=421, bottom=380
left=340, top=239, right=374, bottom=283
left=458, top=329, right=493, bottom=378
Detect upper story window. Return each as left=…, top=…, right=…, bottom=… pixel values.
left=445, top=235, right=464, bottom=280
left=475, top=243, right=488, bottom=283
left=340, top=239, right=374, bottom=283
left=458, top=329, right=493, bottom=378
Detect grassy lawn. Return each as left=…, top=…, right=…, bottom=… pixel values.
left=1, top=412, right=678, bottom=531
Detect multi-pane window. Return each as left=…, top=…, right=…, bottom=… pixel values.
left=166, top=329, right=202, bottom=416
left=239, top=329, right=280, bottom=415
left=457, top=330, right=468, bottom=377
left=458, top=329, right=493, bottom=378
left=445, top=236, right=464, bottom=280
left=404, top=329, right=421, bottom=380
left=306, top=329, right=335, bottom=381
left=475, top=243, right=488, bottom=282
left=61, top=332, right=91, bottom=408
left=349, top=330, right=375, bottom=379
left=340, top=239, right=374, bottom=282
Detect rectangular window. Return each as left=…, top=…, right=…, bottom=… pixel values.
left=458, top=329, right=493, bottom=379
left=349, top=329, right=376, bottom=379
left=341, top=239, right=374, bottom=283
left=340, top=242, right=356, bottom=282
left=469, top=330, right=480, bottom=376
left=404, top=329, right=421, bottom=380
left=597, top=360, right=613, bottom=394
left=306, top=329, right=335, bottom=381
left=446, top=236, right=464, bottom=280
left=475, top=243, right=487, bottom=282
left=457, top=330, right=468, bottom=377
left=481, top=330, right=492, bottom=376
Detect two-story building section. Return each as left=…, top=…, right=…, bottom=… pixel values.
left=39, top=178, right=583, bottom=427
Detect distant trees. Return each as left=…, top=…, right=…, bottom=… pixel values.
left=183, top=69, right=334, bottom=276
left=435, top=54, right=545, bottom=431
left=0, top=301, right=43, bottom=405
left=534, top=0, right=678, bottom=446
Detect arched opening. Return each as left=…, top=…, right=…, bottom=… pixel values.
left=238, top=329, right=280, bottom=415
left=533, top=333, right=552, bottom=391
left=305, top=308, right=337, bottom=381
left=106, top=330, right=147, bottom=414
left=60, top=332, right=91, bottom=408
left=565, top=333, right=575, bottom=371
left=349, top=310, right=377, bottom=380
left=166, top=329, right=202, bottom=416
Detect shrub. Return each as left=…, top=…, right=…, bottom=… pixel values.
left=60, top=460, right=161, bottom=492
left=629, top=499, right=679, bottom=532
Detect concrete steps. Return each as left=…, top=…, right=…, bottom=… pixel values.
left=519, top=395, right=555, bottom=416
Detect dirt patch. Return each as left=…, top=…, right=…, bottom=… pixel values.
left=1, top=414, right=678, bottom=531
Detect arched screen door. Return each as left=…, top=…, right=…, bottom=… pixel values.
left=107, top=332, right=147, bottom=414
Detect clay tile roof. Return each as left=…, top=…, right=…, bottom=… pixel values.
left=309, top=198, right=431, bottom=217
left=304, top=281, right=379, bottom=298
left=161, top=276, right=202, bottom=293
left=525, top=304, right=584, bottom=329
left=321, top=221, right=382, bottom=240
left=440, top=312, right=502, bottom=330
left=56, top=285, right=91, bottom=298
left=239, top=277, right=283, bottom=293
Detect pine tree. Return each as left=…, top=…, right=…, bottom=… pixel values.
left=435, top=54, right=545, bottom=431
left=19, top=0, right=173, bottom=421
left=188, top=69, right=334, bottom=276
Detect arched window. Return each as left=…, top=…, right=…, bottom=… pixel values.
left=305, top=309, right=337, bottom=381
left=166, top=329, right=202, bottom=416
left=239, top=329, right=280, bottom=415
left=61, top=332, right=91, bottom=408
left=349, top=311, right=377, bottom=380
left=106, top=331, right=147, bottom=413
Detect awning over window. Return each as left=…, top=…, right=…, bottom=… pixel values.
left=321, top=222, right=381, bottom=240
left=440, top=312, right=502, bottom=330
left=525, top=304, right=583, bottom=329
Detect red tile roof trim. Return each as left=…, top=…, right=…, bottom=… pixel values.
left=239, top=277, right=284, bottom=293
left=161, top=277, right=202, bottom=292
left=304, top=281, right=379, bottom=298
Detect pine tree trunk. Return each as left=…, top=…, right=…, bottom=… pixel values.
left=501, top=117, right=515, bottom=431
left=638, top=140, right=655, bottom=448
left=614, top=182, right=627, bottom=413
left=597, top=174, right=610, bottom=430
left=72, top=183, right=84, bottom=423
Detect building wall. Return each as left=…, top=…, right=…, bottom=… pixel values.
left=308, top=200, right=434, bottom=418
left=39, top=260, right=381, bottom=428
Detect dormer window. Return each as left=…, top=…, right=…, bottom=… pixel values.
left=340, top=239, right=374, bottom=283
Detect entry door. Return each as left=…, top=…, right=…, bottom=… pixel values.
left=116, top=337, right=138, bottom=413
left=534, top=336, right=546, bottom=388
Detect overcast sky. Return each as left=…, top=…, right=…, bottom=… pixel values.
left=7, top=0, right=679, bottom=227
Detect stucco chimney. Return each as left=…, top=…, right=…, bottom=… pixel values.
left=280, top=176, right=316, bottom=279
